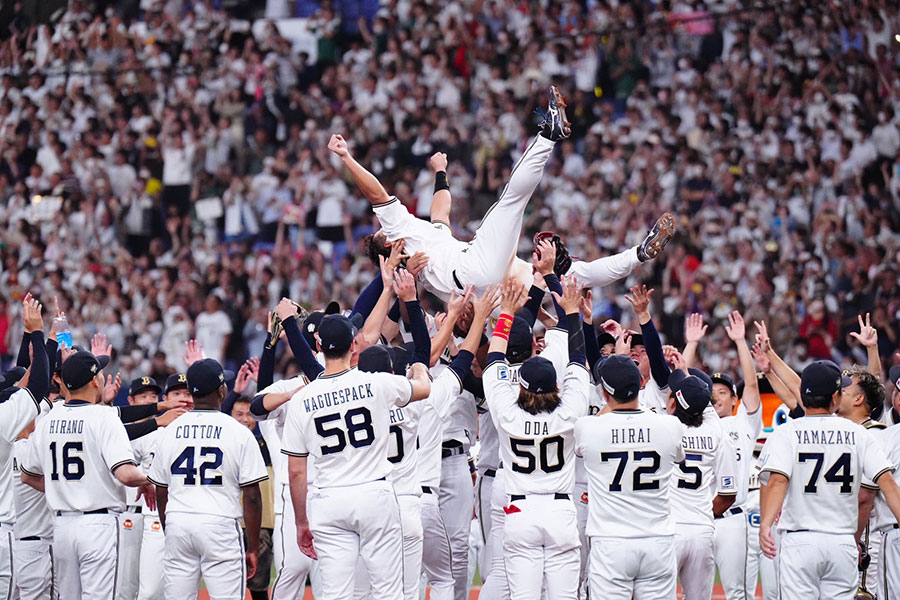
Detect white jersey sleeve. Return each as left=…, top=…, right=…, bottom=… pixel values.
left=758, top=425, right=792, bottom=484
left=255, top=376, right=306, bottom=422
left=714, top=432, right=739, bottom=496
left=558, top=362, right=590, bottom=420
left=0, top=388, right=42, bottom=443
left=539, top=328, right=569, bottom=386
left=98, top=409, right=139, bottom=473
left=638, top=378, right=668, bottom=414
left=239, top=426, right=269, bottom=487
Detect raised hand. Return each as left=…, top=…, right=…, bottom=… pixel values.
left=448, top=285, right=474, bottom=317
left=91, top=333, right=113, bottom=357
left=668, top=348, right=687, bottom=372
left=182, top=340, right=203, bottom=366
left=751, top=342, right=771, bottom=373
left=247, top=357, right=260, bottom=382
left=102, top=372, right=122, bottom=405
left=724, top=310, right=746, bottom=342
left=385, top=238, right=406, bottom=273
left=754, top=320, right=771, bottom=353
left=429, top=152, right=448, bottom=172
left=532, top=239, right=556, bottom=277
left=22, top=293, right=43, bottom=334
left=406, top=252, right=429, bottom=278
left=580, top=290, right=593, bottom=324
left=849, top=313, right=878, bottom=348
left=500, top=277, right=529, bottom=315
left=233, top=362, right=253, bottom=395
left=393, top=269, right=417, bottom=302
left=685, top=313, right=708, bottom=343
left=537, top=306, right=558, bottom=329
left=327, top=134, right=350, bottom=158
left=156, top=407, right=187, bottom=427
left=551, top=275, right=583, bottom=314
left=473, top=285, right=502, bottom=322
left=275, top=298, right=298, bottom=322
left=601, top=319, right=624, bottom=339
left=624, top=285, right=654, bottom=318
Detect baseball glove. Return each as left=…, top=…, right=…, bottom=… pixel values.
left=534, top=231, right=573, bottom=278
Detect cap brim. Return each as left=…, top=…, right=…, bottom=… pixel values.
left=840, top=375, right=852, bottom=388
left=223, top=370, right=235, bottom=383
left=324, top=301, right=341, bottom=315
left=97, top=355, right=111, bottom=370
left=132, top=385, right=162, bottom=395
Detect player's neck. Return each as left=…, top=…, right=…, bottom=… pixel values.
left=67, top=393, right=98, bottom=404
left=804, top=407, right=833, bottom=416
left=323, top=356, right=352, bottom=376
left=610, top=400, right=640, bottom=411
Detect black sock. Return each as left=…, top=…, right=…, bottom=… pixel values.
left=250, top=590, right=268, bottom=600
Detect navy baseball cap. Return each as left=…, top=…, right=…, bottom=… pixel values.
left=317, top=314, right=359, bottom=354
left=519, top=356, right=557, bottom=393
left=61, top=351, right=110, bottom=390
left=0, top=366, right=26, bottom=390
left=186, top=358, right=233, bottom=397
left=689, top=368, right=713, bottom=393
left=800, top=360, right=850, bottom=399
left=55, top=344, right=86, bottom=374
left=669, top=370, right=711, bottom=416
left=357, top=345, right=394, bottom=374
left=389, top=343, right=413, bottom=375
left=129, top=376, right=161, bottom=396
left=629, top=333, right=645, bottom=348
left=889, top=365, right=900, bottom=393
left=597, top=332, right=616, bottom=349
left=507, top=315, right=534, bottom=357
left=711, top=372, right=737, bottom=396
left=597, top=354, right=641, bottom=400
left=165, top=372, right=189, bottom=393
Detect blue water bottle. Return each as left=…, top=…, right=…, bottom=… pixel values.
left=54, top=316, right=73, bottom=348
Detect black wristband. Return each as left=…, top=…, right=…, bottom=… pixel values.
left=434, top=171, right=449, bottom=193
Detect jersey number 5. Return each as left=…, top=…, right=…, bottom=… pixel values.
left=314, top=407, right=375, bottom=455
left=171, top=447, right=224, bottom=485
left=49, top=441, right=85, bottom=481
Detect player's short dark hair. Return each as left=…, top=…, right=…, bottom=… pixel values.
left=673, top=409, right=703, bottom=428
left=321, top=345, right=352, bottom=360
left=801, top=393, right=833, bottom=410
left=847, top=365, right=885, bottom=417
left=362, top=232, right=390, bottom=267
left=516, top=389, right=560, bottom=415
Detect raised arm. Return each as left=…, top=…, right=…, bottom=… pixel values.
left=551, top=275, right=587, bottom=366
left=394, top=268, right=431, bottom=366
left=22, top=295, right=49, bottom=403
left=850, top=313, right=882, bottom=380
left=751, top=343, right=799, bottom=410
left=756, top=320, right=801, bottom=402
left=626, top=285, right=670, bottom=388
left=725, top=311, right=760, bottom=414
left=430, top=286, right=473, bottom=367
left=488, top=278, right=530, bottom=358
left=276, top=300, right=324, bottom=381
left=428, top=152, right=451, bottom=225
left=328, top=134, right=391, bottom=206
left=682, top=313, right=707, bottom=368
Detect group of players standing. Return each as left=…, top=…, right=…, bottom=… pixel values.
left=1, top=87, right=898, bottom=600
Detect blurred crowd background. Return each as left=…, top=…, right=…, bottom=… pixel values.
left=0, top=0, right=898, bottom=388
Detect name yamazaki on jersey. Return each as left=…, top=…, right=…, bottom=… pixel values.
left=793, top=429, right=856, bottom=445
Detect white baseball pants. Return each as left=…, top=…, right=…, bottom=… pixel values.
left=115, top=510, right=143, bottom=600
left=567, top=248, right=641, bottom=289
left=503, top=496, right=580, bottom=600
left=714, top=510, right=749, bottom=600
left=12, top=536, right=56, bottom=600
left=880, top=527, right=900, bottom=599
left=420, top=491, right=455, bottom=600
left=54, top=512, right=119, bottom=600
left=162, top=512, right=245, bottom=600
left=744, top=492, right=776, bottom=600
left=590, top=535, right=677, bottom=599
left=456, top=135, right=555, bottom=289
left=475, top=468, right=495, bottom=578
left=355, top=495, right=423, bottom=600
left=0, top=525, right=11, bottom=600
left=479, top=468, right=508, bottom=600
left=309, top=480, right=403, bottom=600
left=271, top=485, right=319, bottom=600
left=675, top=523, right=715, bottom=600
left=861, top=526, right=882, bottom=599
left=777, top=530, right=856, bottom=599
left=573, top=482, right=589, bottom=600
left=437, top=454, right=473, bottom=600
left=136, top=516, right=164, bottom=600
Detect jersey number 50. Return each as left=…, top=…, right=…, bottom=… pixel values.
left=509, top=435, right=565, bottom=474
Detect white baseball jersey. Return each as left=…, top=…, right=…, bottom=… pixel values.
left=759, top=415, right=892, bottom=535
left=148, top=410, right=268, bottom=519
left=483, top=358, right=590, bottom=496
left=476, top=412, right=500, bottom=471
left=670, top=415, right=738, bottom=527
left=719, top=402, right=763, bottom=508
left=256, top=375, right=311, bottom=509
left=12, top=438, right=53, bottom=539
left=373, top=197, right=467, bottom=300
left=386, top=400, right=424, bottom=496
left=575, top=409, right=685, bottom=537
left=0, top=388, right=44, bottom=524
left=638, top=378, right=668, bottom=414
left=864, top=424, right=900, bottom=532
left=417, top=368, right=463, bottom=489
left=22, top=400, right=136, bottom=512
left=280, top=368, right=413, bottom=488
left=130, top=428, right=163, bottom=514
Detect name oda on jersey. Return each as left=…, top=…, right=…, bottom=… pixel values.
left=795, top=429, right=855, bottom=445
left=48, top=419, right=84, bottom=434
left=303, top=384, right=373, bottom=413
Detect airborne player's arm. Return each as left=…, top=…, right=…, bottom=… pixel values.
left=429, top=152, right=451, bottom=226
left=328, top=134, right=391, bottom=206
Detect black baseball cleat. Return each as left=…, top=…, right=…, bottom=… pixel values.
left=535, top=86, right=571, bottom=141
left=637, top=212, right=676, bottom=262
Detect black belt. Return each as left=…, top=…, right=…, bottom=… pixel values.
left=785, top=529, right=810, bottom=533
left=509, top=493, right=569, bottom=502
left=126, top=506, right=142, bottom=514
left=422, top=486, right=433, bottom=494
left=714, top=507, right=743, bottom=520
left=452, top=270, right=464, bottom=290
left=19, top=536, right=41, bottom=541
left=56, top=508, right=109, bottom=516
left=484, top=469, right=496, bottom=478
left=893, top=524, right=898, bottom=530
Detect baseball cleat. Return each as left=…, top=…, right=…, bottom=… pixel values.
left=636, top=212, right=676, bottom=262
left=535, top=85, right=571, bottom=141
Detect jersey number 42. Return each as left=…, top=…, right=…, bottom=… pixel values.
left=171, top=446, right=224, bottom=485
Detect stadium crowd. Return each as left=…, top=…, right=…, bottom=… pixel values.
left=0, top=0, right=898, bottom=392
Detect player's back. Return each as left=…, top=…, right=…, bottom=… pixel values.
left=282, top=368, right=413, bottom=488
left=670, top=416, right=736, bottom=527
left=12, top=438, right=52, bottom=539
left=576, top=409, right=685, bottom=537
left=387, top=400, right=423, bottom=496
left=719, top=402, right=762, bottom=507
left=760, top=415, right=889, bottom=535
left=29, top=401, right=134, bottom=512
left=416, top=367, right=462, bottom=490
left=148, top=410, right=267, bottom=519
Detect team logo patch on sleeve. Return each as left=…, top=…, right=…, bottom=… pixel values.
left=498, top=367, right=509, bottom=381
left=721, top=476, right=735, bottom=490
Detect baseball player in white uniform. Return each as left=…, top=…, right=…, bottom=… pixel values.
left=667, top=369, right=738, bottom=600
left=759, top=361, right=900, bottom=598
left=21, top=350, right=154, bottom=600
left=707, top=311, right=764, bottom=600
left=576, top=353, right=685, bottom=599
left=281, top=314, right=432, bottom=599
left=148, top=358, right=268, bottom=600
left=483, top=276, right=590, bottom=599
left=873, top=366, right=900, bottom=598
left=327, top=88, right=673, bottom=305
